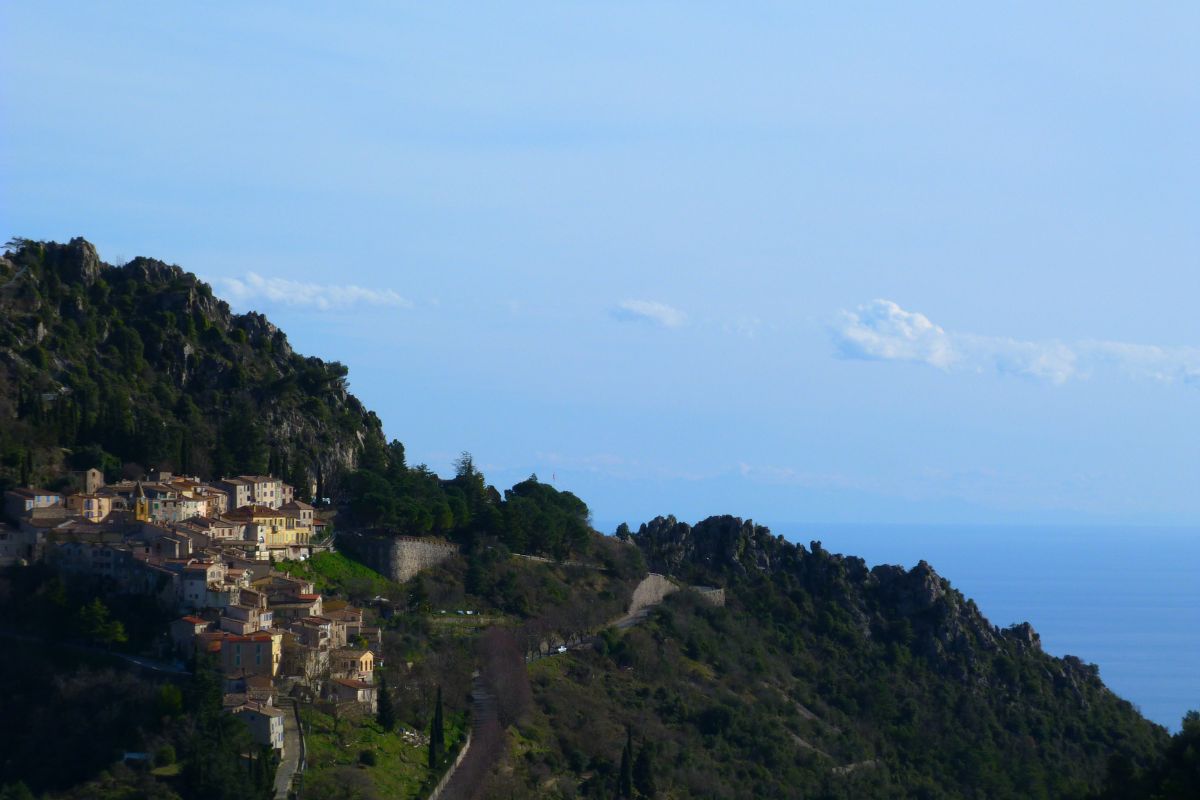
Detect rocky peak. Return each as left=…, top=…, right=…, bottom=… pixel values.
left=634, top=514, right=780, bottom=578
left=42, top=237, right=102, bottom=285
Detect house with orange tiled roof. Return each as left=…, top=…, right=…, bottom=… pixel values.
left=171, top=615, right=212, bottom=655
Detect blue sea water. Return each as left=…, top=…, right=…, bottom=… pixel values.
left=780, top=524, right=1200, bottom=732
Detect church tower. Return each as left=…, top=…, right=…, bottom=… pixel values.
left=134, top=481, right=149, bottom=523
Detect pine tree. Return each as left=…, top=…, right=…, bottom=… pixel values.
left=429, top=685, right=445, bottom=769
left=377, top=674, right=395, bottom=732
left=618, top=727, right=634, bottom=798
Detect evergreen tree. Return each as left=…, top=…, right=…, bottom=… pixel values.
left=618, top=727, right=633, bottom=798
left=429, top=685, right=445, bottom=769
left=633, top=741, right=656, bottom=798
left=377, top=674, right=395, bottom=732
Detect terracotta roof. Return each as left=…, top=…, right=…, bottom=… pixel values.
left=333, top=678, right=373, bottom=690
left=7, top=487, right=58, bottom=498
left=180, top=615, right=208, bottom=625
left=332, top=648, right=370, bottom=659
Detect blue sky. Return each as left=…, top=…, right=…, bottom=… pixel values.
left=4, top=2, right=1199, bottom=528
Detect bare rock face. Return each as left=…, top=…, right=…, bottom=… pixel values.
left=634, top=514, right=781, bottom=577
left=46, top=237, right=102, bottom=285
left=1003, top=621, right=1042, bottom=652
left=0, top=237, right=386, bottom=497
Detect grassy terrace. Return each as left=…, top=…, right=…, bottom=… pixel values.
left=301, top=704, right=468, bottom=800
left=277, top=551, right=402, bottom=599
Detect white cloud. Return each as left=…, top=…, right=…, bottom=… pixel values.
left=834, top=299, right=1200, bottom=386
left=611, top=299, right=687, bottom=328
left=833, top=299, right=958, bottom=369
left=219, top=272, right=411, bottom=312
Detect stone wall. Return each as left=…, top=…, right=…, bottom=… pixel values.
left=690, top=585, right=726, bottom=607
left=627, top=573, right=678, bottom=616
left=338, top=532, right=460, bottom=583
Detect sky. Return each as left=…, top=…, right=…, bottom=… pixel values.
left=3, top=2, right=1199, bottom=529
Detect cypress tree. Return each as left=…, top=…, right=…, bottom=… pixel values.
left=429, top=685, right=445, bottom=769
left=633, top=741, right=656, bottom=797
left=618, top=727, right=633, bottom=798
left=377, top=674, right=395, bottom=732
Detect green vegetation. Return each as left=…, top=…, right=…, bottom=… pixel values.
left=277, top=551, right=401, bottom=601
left=429, top=685, right=445, bottom=769
left=344, top=446, right=594, bottom=559
left=0, top=238, right=385, bottom=498
left=300, top=703, right=466, bottom=800
left=3, top=239, right=1193, bottom=799
left=478, top=517, right=1171, bottom=799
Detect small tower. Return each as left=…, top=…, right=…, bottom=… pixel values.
left=134, top=481, right=149, bottom=523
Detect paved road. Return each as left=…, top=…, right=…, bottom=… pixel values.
left=273, top=698, right=303, bottom=800
left=433, top=674, right=501, bottom=800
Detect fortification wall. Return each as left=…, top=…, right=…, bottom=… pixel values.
left=691, top=586, right=726, bottom=607
left=627, top=573, right=678, bottom=616
left=339, top=532, right=459, bottom=583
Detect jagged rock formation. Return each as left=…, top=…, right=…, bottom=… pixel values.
left=0, top=237, right=387, bottom=497
left=630, top=513, right=1155, bottom=737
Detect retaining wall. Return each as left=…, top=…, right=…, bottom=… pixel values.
left=339, top=532, right=460, bottom=583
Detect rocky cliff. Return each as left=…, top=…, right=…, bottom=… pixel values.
left=0, top=237, right=387, bottom=496
left=631, top=514, right=1125, bottom=702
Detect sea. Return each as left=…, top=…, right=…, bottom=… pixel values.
left=778, top=524, right=1200, bottom=733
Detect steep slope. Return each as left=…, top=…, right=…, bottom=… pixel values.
left=479, top=516, right=1169, bottom=799
left=0, top=237, right=386, bottom=497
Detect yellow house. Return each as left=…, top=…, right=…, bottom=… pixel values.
left=331, top=648, right=374, bottom=681
left=228, top=505, right=311, bottom=548
left=66, top=493, right=113, bottom=522
left=221, top=630, right=282, bottom=677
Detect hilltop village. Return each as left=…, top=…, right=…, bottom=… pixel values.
left=1, top=470, right=380, bottom=763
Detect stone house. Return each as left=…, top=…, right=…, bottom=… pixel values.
left=232, top=702, right=286, bottom=752
left=330, top=648, right=374, bottom=682
left=70, top=468, right=105, bottom=495
left=219, top=603, right=274, bottom=635
left=219, top=476, right=289, bottom=511
left=331, top=678, right=378, bottom=713
left=171, top=615, right=212, bottom=655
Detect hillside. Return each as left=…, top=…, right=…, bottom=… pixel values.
left=471, top=516, right=1169, bottom=799
left=0, top=238, right=1188, bottom=800
left=0, top=237, right=386, bottom=498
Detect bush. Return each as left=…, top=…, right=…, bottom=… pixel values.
left=154, top=744, right=176, bottom=767
left=358, top=749, right=377, bottom=767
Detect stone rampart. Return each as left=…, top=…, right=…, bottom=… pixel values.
left=690, top=586, right=726, bottom=607
left=627, top=573, right=678, bottom=616
left=339, top=532, right=459, bottom=583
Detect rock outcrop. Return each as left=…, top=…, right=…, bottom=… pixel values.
left=0, top=237, right=386, bottom=495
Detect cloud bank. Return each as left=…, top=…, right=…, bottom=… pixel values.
left=611, top=299, right=687, bottom=328
left=220, top=273, right=411, bottom=312
left=834, top=299, right=1200, bottom=385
